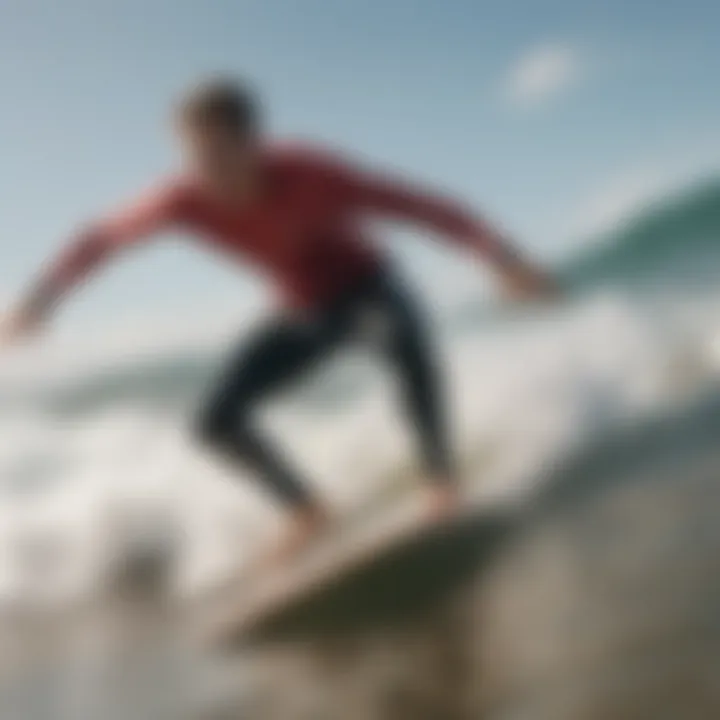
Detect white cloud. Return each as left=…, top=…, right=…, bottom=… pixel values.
left=503, top=43, right=581, bottom=108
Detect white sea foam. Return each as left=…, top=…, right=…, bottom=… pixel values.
left=1, top=288, right=719, bottom=605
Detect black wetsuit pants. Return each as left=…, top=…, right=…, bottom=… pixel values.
left=195, top=268, right=453, bottom=509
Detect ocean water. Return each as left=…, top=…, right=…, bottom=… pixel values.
left=2, top=178, right=720, bottom=718
left=1, top=178, right=720, bottom=609
left=0, top=183, right=720, bottom=720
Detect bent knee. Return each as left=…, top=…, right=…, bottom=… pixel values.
left=195, top=402, right=238, bottom=447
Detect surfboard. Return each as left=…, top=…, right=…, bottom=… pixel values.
left=199, top=497, right=508, bottom=650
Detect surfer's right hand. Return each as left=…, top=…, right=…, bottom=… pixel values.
left=0, top=308, right=42, bottom=347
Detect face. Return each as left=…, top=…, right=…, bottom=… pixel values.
left=177, top=119, right=257, bottom=193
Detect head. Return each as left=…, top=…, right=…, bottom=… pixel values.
left=174, top=77, right=262, bottom=192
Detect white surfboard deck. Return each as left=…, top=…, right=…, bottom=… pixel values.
left=200, top=495, right=485, bottom=649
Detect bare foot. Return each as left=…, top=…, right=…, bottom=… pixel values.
left=422, top=483, right=461, bottom=523
left=263, top=504, right=333, bottom=568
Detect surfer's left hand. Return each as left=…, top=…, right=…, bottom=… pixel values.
left=501, top=265, right=561, bottom=303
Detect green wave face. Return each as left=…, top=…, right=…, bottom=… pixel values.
left=562, top=178, right=720, bottom=288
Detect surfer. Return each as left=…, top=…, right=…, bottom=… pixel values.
left=1, top=77, right=556, bottom=562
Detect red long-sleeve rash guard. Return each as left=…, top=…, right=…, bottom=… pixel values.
left=41, top=145, right=510, bottom=309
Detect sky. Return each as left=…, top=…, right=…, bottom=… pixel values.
left=1, top=0, right=719, bottom=331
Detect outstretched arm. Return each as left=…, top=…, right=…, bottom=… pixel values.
left=326, top=153, right=557, bottom=298
left=1, top=184, right=181, bottom=343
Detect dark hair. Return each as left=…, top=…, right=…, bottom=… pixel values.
left=177, top=77, right=260, bottom=135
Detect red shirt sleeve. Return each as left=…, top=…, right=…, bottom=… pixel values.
left=304, top=148, right=520, bottom=266
left=38, top=182, right=184, bottom=301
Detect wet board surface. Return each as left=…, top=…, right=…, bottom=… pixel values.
left=201, top=498, right=509, bottom=650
